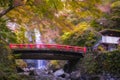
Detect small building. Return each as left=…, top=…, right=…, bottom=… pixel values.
left=94, top=29, right=120, bottom=51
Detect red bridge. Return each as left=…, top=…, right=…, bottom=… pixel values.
left=10, top=44, right=86, bottom=60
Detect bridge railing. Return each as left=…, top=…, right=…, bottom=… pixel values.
left=9, top=44, right=86, bottom=54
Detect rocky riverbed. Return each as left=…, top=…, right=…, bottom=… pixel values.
left=18, top=68, right=82, bottom=80
left=18, top=68, right=120, bottom=80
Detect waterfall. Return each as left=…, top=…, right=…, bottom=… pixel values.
left=34, top=28, right=47, bottom=69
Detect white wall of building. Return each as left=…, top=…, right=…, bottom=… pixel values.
left=102, top=36, right=120, bottom=44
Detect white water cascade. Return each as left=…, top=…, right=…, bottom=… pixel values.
left=34, top=28, right=47, bottom=69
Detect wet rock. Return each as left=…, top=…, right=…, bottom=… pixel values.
left=29, top=70, right=36, bottom=76
left=54, top=69, right=64, bottom=77
left=70, top=70, right=81, bottom=80
left=89, top=76, right=100, bottom=80
left=18, top=72, right=29, bottom=76
left=23, top=68, right=30, bottom=72
left=36, top=75, right=55, bottom=80
left=16, top=66, right=24, bottom=73
left=34, top=69, right=48, bottom=76
left=64, top=73, right=70, bottom=79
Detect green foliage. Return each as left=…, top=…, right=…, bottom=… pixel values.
left=80, top=50, right=120, bottom=76
left=80, top=54, right=100, bottom=75
left=60, top=0, right=120, bottom=47
left=95, top=1, right=120, bottom=30
left=0, top=18, right=17, bottom=43
left=7, top=6, right=33, bottom=24
left=15, top=59, right=27, bottom=68
left=30, top=0, right=64, bottom=19
left=0, top=41, right=19, bottom=80
left=102, top=50, right=120, bottom=75
left=109, top=1, right=120, bottom=30
left=0, top=0, right=13, bottom=7
left=15, top=26, right=29, bottom=43
left=48, top=60, right=66, bottom=70
left=90, top=20, right=103, bottom=31
left=111, top=1, right=120, bottom=8
left=61, top=25, right=99, bottom=47
left=66, top=0, right=101, bottom=18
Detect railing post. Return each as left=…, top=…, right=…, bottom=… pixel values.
left=56, top=45, right=61, bottom=50
left=37, top=44, right=41, bottom=48
left=29, top=44, right=33, bottom=49
left=9, top=44, right=13, bottom=49
left=83, top=47, right=87, bottom=54
left=74, top=47, right=78, bottom=52
left=66, top=46, right=69, bottom=51
left=46, top=44, right=51, bottom=49
left=19, top=44, right=23, bottom=48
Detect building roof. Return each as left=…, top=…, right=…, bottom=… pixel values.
left=100, top=29, right=120, bottom=37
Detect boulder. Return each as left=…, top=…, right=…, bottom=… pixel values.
left=54, top=69, right=64, bottom=77
left=70, top=70, right=81, bottom=80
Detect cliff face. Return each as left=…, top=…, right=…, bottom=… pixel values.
left=0, top=41, right=19, bottom=80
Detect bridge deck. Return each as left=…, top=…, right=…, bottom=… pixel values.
left=10, top=44, right=86, bottom=60
left=12, top=49, right=83, bottom=60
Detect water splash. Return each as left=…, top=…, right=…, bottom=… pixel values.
left=38, top=60, right=47, bottom=69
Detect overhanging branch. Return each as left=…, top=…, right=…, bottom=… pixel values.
left=0, top=6, right=15, bottom=18
left=0, top=2, right=25, bottom=18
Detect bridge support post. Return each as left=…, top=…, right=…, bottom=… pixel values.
left=63, top=58, right=80, bottom=73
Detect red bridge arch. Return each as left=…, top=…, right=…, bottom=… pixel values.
left=9, top=44, right=86, bottom=60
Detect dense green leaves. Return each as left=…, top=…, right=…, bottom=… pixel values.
left=79, top=50, right=120, bottom=76
left=0, top=41, right=19, bottom=80
left=15, top=26, right=29, bottom=43
left=0, top=18, right=17, bottom=43
left=102, top=50, right=120, bottom=75
left=0, top=0, right=13, bottom=7
left=109, top=1, right=120, bottom=29
left=60, top=23, right=100, bottom=47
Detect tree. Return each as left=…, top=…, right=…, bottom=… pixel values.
left=60, top=22, right=100, bottom=47
left=0, top=0, right=27, bottom=17
left=108, top=1, right=120, bottom=29
left=90, top=1, right=120, bottom=30
left=0, top=18, right=17, bottom=43
left=0, top=0, right=103, bottom=30
left=0, top=39, right=19, bottom=80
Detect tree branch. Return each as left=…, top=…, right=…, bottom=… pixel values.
left=0, top=0, right=29, bottom=18
left=0, top=6, right=15, bottom=18
left=0, top=3, right=24, bottom=18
